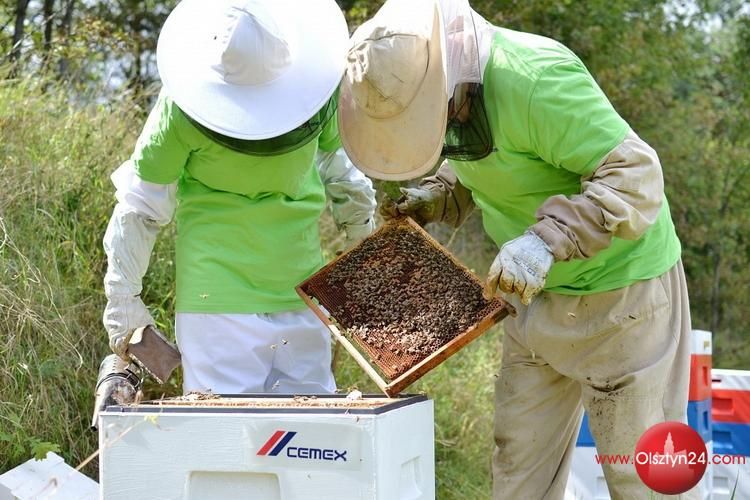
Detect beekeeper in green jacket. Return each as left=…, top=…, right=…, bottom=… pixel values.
left=102, top=0, right=375, bottom=395
left=338, top=0, right=696, bottom=498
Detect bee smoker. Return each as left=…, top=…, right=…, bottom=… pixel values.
left=91, top=354, right=142, bottom=431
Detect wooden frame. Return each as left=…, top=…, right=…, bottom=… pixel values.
left=296, top=217, right=515, bottom=397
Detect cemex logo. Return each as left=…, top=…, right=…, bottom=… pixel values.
left=257, top=430, right=348, bottom=462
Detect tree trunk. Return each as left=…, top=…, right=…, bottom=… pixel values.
left=57, top=0, right=75, bottom=79
left=128, top=5, right=145, bottom=93
left=43, top=0, right=55, bottom=65
left=60, top=0, right=75, bottom=38
left=709, top=242, right=721, bottom=336
left=10, top=0, right=30, bottom=75
left=132, top=39, right=143, bottom=91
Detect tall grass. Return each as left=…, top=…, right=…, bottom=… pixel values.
left=0, top=74, right=502, bottom=498
left=2, top=77, right=126, bottom=475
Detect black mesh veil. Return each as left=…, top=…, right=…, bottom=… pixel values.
left=182, top=94, right=338, bottom=156
left=442, top=83, right=495, bottom=162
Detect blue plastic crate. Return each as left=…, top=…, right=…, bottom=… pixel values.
left=713, top=421, right=750, bottom=457
left=577, top=400, right=712, bottom=449
left=577, top=413, right=595, bottom=447
left=687, top=398, right=712, bottom=443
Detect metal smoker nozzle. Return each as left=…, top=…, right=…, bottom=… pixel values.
left=91, top=354, right=142, bottom=431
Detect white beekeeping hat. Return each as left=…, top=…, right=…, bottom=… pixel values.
left=156, top=0, right=349, bottom=140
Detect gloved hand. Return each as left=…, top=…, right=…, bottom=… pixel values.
left=380, top=187, right=443, bottom=226
left=344, top=219, right=375, bottom=247
left=103, top=295, right=155, bottom=360
left=484, top=231, right=554, bottom=306
left=103, top=204, right=161, bottom=360
left=333, top=220, right=375, bottom=256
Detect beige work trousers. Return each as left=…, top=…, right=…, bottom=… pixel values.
left=493, top=261, right=700, bottom=500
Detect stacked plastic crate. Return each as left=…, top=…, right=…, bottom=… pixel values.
left=566, top=330, right=714, bottom=499
left=687, top=330, right=714, bottom=500
left=711, top=369, right=750, bottom=500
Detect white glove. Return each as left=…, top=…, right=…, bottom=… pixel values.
left=103, top=296, right=155, bottom=359
left=103, top=203, right=160, bottom=359
left=380, top=187, right=443, bottom=226
left=344, top=219, right=375, bottom=247
left=484, top=231, right=554, bottom=306
left=317, top=149, right=377, bottom=241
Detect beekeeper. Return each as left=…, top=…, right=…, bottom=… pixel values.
left=102, top=0, right=375, bottom=395
left=338, top=0, right=695, bottom=498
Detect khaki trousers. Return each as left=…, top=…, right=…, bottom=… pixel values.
left=492, top=261, right=699, bottom=500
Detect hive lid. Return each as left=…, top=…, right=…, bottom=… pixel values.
left=102, top=393, right=428, bottom=415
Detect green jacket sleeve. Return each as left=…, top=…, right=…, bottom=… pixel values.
left=132, top=92, right=191, bottom=185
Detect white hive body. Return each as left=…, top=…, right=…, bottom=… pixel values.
left=0, top=452, right=98, bottom=500
left=99, top=394, right=435, bottom=499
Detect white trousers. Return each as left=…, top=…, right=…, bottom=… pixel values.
left=175, top=309, right=336, bottom=395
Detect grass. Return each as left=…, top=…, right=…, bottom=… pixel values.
left=0, top=73, right=503, bottom=498
left=0, top=74, right=185, bottom=476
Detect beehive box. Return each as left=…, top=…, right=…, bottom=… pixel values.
left=298, top=217, right=514, bottom=396
left=99, top=394, right=434, bottom=500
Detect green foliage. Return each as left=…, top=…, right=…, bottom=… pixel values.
left=31, top=440, right=62, bottom=461
left=83, top=0, right=177, bottom=89
left=337, top=0, right=386, bottom=29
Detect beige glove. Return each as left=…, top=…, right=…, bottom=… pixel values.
left=484, top=232, right=554, bottom=306
left=380, top=187, right=444, bottom=226
left=381, top=162, right=475, bottom=228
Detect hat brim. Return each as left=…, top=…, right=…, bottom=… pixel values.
left=338, top=3, right=448, bottom=181
left=157, top=0, right=349, bottom=140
